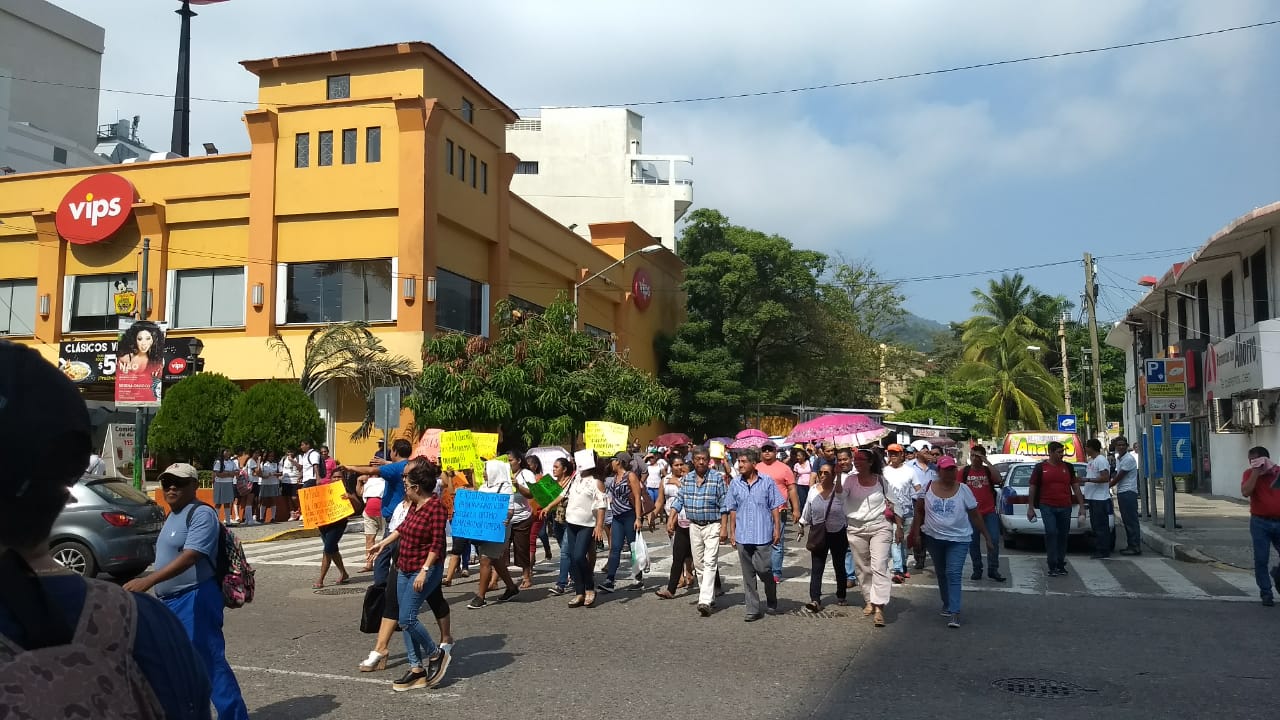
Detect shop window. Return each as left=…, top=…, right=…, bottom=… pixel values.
left=68, top=275, right=129, bottom=332
left=295, top=133, right=309, bottom=168
left=509, top=296, right=544, bottom=317
left=515, top=161, right=539, bottom=175
left=318, top=131, right=334, bottom=166
left=341, top=129, right=357, bottom=165
left=366, top=127, right=381, bottom=163
left=326, top=74, right=350, bottom=100
left=285, top=260, right=392, bottom=324
left=173, top=268, right=244, bottom=328
left=461, top=98, right=474, bottom=123
left=481, top=161, right=488, bottom=194
left=436, top=269, right=487, bottom=336
left=0, top=279, right=36, bottom=335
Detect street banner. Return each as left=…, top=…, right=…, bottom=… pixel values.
left=440, top=430, right=479, bottom=471
left=451, top=489, right=509, bottom=543
left=529, top=475, right=563, bottom=508
left=584, top=421, right=628, bottom=455
left=473, top=432, right=499, bottom=459
left=114, top=320, right=166, bottom=407
left=709, top=440, right=726, bottom=459
left=102, top=423, right=135, bottom=478
left=414, top=428, right=442, bottom=462
left=299, top=482, right=354, bottom=529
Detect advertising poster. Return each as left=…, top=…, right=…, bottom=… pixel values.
left=114, top=320, right=166, bottom=407
left=58, top=331, right=196, bottom=389
left=102, top=423, right=135, bottom=478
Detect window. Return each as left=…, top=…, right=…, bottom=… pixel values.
left=457, top=146, right=466, bottom=182
left=481, top=161, right=488, bottom=194
left=68, top=276, right=127, bottom=332
left=1197, top=280, right=1210, bottom=340
left=445, top=139, right=454, bottom=175
left=0, top=279, right=36, bottom=335
left=318, top=131, right=334, bottom=166
left=436, top=269, right=485, bottom=335
left=173, top=268, right=244, bottom=328
left=1176, top=296, right=1187, bottom=342
left=1250, top=248, right=1269, bottom=324
left=52, top=146, right=68, bottom=164
left=515, top=161, right=539, bottom=175
left=1159, top=312, right=1169, bottom=353
left=584, top=324, right=611, bottom=341
left=285, top=260, right=392, bottom=323
left=295, top=133, right=310, bottom=168
left=1222, top=272, right=1236, bottom=338
left=341, top=129, right=357, bottom=165
left=470, top=154, right=477, bottom=189
left=366, top=127, right=381, bottom=163
left=509, top=296, right=544, bottom=316
left=326, top=74, right=350, bottom=100
left=461, top=98, right=474, bottom=123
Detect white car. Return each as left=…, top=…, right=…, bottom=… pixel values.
left=998, top=462, right=1114, bottom=550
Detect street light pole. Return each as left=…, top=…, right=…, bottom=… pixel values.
left=572, top=243, right=663, bottom=330
left=171, top=0, right=196, bottom=157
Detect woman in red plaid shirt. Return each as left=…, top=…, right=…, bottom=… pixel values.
left=368, top=459, right=451, bottom=692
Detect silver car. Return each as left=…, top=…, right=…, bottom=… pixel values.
left=49, top=476, right=167, bottom=579
left=998, top=462, right=1114, bottom=549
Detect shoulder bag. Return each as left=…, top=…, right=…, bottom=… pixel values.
left=805, top=492, right=834, bottom=553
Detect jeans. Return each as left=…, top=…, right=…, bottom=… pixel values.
left=925, top=535, right=969, bottom=614
left=556, top=524, right=572, bottom=588
left=845, top=546, right=855, bottom=579
left=808, top=527, right=849, bottom=602
left=163, top=579, right=249, bottom=720
left=605, top=510, right=637, bottom=582
left=1249, top=515, right=1280, bottom=600
left=396, top=565, right=443, bottom=668
left=969, top=512, right=1001, bottom=574
left=796, top=485, right=810, bottom=512
left=771, top=518, right=787, bottom=578
left=1039, top=505, right=1072, bottom=571
left=372, top=526, right=395, bottom=586
left=737, top=543, right=777, bottom=615
left=1117, top=491, right=1141, bottom=550
left=565, top=523, right=596, bottom=593
left=1087, top=498, right=1114, bottom=556
left=891, top=513, right=913, bottom=573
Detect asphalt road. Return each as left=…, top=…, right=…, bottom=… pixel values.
left=224, top=527, right=1273, bottom=719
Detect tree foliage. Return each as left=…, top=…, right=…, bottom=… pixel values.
left=147, top=373, right=242, bottom=467
left=406, top=295, right=674, bottom=448
left=221, top=380, right=326, bottom=454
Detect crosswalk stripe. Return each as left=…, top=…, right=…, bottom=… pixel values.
left=1210, top=568, right=1258, bottom=596
left=1128, top=559, right=1211, bottom=599
left=1005, top=556, right=1043, bottom=595
left=1069, top=559, right=1124, bottom=595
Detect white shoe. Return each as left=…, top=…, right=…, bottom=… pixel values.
left=358, top=650, right=387, bottom=672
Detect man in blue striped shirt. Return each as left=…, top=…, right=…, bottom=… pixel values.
left=671, top=447, right=728, bottom=616
left=725, top=447, right=785, bottom=622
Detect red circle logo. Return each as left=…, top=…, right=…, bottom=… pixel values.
left=632, top=268, right=653, bottom=311
left=167, top=357, right=188, bottom=375
left=55, top=173, right=137, bottom=245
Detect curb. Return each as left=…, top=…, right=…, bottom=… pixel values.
left=246, top=527, right=319, bottom=544
left=1141, top=523, right=1218, bottom=565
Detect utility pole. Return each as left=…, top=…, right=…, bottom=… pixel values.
left=1083, top=253, right=1107, bottom=442
left=1058, top=312, right=1071, bottom=413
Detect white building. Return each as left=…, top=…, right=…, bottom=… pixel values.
left=506, top=108, right=693, bottom=251
left=0, top=0, right=108, bottom=174
left=1107, top=200, right=1280, bottom=498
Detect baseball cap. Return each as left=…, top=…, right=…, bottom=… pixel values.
left=158, top=462, right=199, bottom=484
left=886, top=443, right=904, bottom=453
left=0, top=341, right=91, bottom=498
left=936, top=456, right=958, bottom=470
left=910, top=439, right=934, bottom=452
left=762, top=441, right=777, bottom=451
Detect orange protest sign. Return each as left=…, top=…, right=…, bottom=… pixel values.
left=299, top=482, right=353, bottom=529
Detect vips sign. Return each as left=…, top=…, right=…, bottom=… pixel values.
left=58, top=335, right=199, bottom=386
left=54, top=173, right=138, bottom=244
left=632, top=268, right=653, bottom=311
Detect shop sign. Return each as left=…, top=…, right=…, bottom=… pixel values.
left=913, top=427, right=941, bottom=438
left=54, top=173, right=137, bottom=245
left=58, top=333, right=200, bottom=386
left=1206, top=329, right=1262, bottom=395
left=114, top=321, right=165, bottom=407
left=632, top=268, right=653, bottom=311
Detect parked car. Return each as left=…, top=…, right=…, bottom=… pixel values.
left=49, top=475, right=166, bottom=579
left=998, top=462, right=1114, bottom=549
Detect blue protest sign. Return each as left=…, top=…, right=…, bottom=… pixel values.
left=451, top=489, right=509, bottom=543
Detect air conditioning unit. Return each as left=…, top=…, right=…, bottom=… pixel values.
left=1234, top=398, right=1263, bottom=428
left=1211, top=397, right=1235, bottom=432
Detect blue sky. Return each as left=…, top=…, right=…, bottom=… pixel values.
left=51, top=0, right=1280, bottom=323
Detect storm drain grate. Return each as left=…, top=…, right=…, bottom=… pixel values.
left=991, top=678, right=1096, bottom=699
left=313, top=586, right=366, bottom=596
left=789, top=609, right=848, bottom=619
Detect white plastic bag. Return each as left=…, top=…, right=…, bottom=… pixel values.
left=630, top=533, right=650, bottom=573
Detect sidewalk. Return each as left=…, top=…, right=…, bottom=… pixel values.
left=1140, top=492, right=1254, bottom=569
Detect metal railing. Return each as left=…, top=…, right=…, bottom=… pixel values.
left=630, top=177, right=694, bottom=186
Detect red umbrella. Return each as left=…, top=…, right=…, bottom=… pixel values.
left=785, top=414, right=887, bottom=444
left=735, top=429, right=768, bottom=440
left=652, top=432, right=692, bottom=447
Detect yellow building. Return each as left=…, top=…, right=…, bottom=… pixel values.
left=0, top=42, right=685, bottom=461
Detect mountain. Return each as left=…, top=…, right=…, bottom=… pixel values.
left=883, top=312, right=949, bottom=352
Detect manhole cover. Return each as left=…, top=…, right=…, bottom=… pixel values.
left=788, top=609, right=848, bottom=619
left=313, top=586, right=365, bottom=596
left=991, top=678, right=1095, bottom=699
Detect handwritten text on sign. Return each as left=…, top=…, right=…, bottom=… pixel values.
left=473, top=432, right=499, bottom=459
left=299, top=482, right=354, bottom=529
left=440, top=430, right=479, bottom=471
left=584, top=421, right=629, bottom=456
left=450, top=489, right=509, bottom=543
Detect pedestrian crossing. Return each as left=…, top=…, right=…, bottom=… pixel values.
left=242, top=532, right=1263, bottom=603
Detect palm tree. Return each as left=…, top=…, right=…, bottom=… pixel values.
left=955, top=324, right=1060, bottom=436
left=267, top=322, right=418, bottom=440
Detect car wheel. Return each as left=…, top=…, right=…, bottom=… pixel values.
left=51, top=541, right=97, bottom=577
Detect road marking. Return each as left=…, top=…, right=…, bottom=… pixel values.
left=1005, top=556, right=1042, bottom=594
left=1133, top=559, right=1211, bottom=598
left=1068, top=559, right=1124, bottom=595
left=1210, top=568, right=1259, bottom=595
left=230, top=665, right=461, bottom=696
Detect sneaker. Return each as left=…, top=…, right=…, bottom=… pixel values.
left=892, top=573, right=905, bottom=584
left=392, top=668, right=428, bottom=692
left=625, top=580, right=644, bottom=591
left=425, top=648, right=451, bottom=687
left=773, top=574, right=783, bottom=584
left=1047, top=569, right=1062, bottom=577
left=548, top=585, right=567, bottom=596
left=697, top=603, right=712, bottom=617
left=1058, top=566, right=1070, bottom=577
left=970, top=570, right=983, bottom=580
left=599, top=580, right=616, bottom=594
left=947, top=613, right=961, bottom=629
left=1263, top=596, right=1275, bottom=607
left=988, top=573, right=1007, bottom=582
left=903, top=571, right=910, bottom=579
left=1119, top=547, right=1141, bottom=556
left=498, top=587, right=520, bottom=603
left=466, top=597, right=487, bottom=610
left=939, top=609, right=952, bottom=617
left=765, top=603, right=778, bottom=615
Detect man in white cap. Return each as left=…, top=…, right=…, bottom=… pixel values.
left=907, top=441, right=938, bottom=570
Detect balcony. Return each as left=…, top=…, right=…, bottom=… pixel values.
left=630, top=176, right=693, bottom=186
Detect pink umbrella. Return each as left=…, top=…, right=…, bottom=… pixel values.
left=729, top=435, right=770, bottom=449
left=785, top=414, right=887, bottom=445
left=735, top=429, right=768, bottom=440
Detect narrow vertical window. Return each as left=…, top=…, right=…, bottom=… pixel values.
left=470, top=154, right=477, bottom=189
left=481, top=161, right=488, bottom=194
left=445, top=139, right=454, bottom=175
left=341, top=128, right=357, bottom=164
left=461, top=98, right=474, bottom=123
left=366, top=127, right=381, bottom=163
left=295, top=133, right=310, bottom=168
left=318, top=131, right=333, bottom=166
left=458, top=146, right=467, bottom=182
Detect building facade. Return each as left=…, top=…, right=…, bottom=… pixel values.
left=0, top=42, right=685, bottom=463
left=1106, top=201, right=1280, bottom=498
left=506, top=108, right=693, bottom=250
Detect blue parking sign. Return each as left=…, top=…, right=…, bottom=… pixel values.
left=1145, top=359, right=1167, bottom=383
left=1057, top=414, right=1077, bottom=432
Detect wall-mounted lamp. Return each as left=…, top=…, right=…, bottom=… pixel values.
left=426, top=276, right=437, bottom=303
left=38, top=293, right=50, bottom=317
left=402, top=276, right=416, bottom=301
left=251, top=282, right=264, bottom=308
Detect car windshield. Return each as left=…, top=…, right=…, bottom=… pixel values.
left=85, top=479, right=151, bottom=505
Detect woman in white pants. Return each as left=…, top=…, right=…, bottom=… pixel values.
left=838, top=448, right=897, bottom=627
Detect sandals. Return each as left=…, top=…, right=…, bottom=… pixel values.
left=312, top=582, right=325, bottom=589
left=654, top=589, right=675, bottom=600
left=804, top=601, right=822, bottom=613
left=335, top=576, right=351, bottom=585
left=568, top=595, right=585, bottom=608
left=873, top=607, right=886, bottom=627
left=583, top=592, right=596, bottom=608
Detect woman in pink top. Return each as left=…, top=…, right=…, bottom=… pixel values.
left=790, top=447, right=813, bottom=510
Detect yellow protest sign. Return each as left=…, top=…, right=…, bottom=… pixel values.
left=440, top=430, right=480, bottom=472
left=584, top=421, right=629, bottom=455
left=709, top=440, right=726, bottom=459
left=299, top=482, right=354, bottom=529
left=473, top=432, right=499, bottom=459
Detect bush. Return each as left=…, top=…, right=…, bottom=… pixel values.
left=147, top=373, right=242, bottom=468
left=221, top=380, right=325, bottom=456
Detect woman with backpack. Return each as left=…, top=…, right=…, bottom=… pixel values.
left=838, top=448, right=897, bottom=627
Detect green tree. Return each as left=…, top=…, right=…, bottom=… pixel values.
left=147, top=373, right=242, bottom=467
left=268, top=321, right=417, bottom=441
left=221, top=380, right=326, bottom=454
left=406, top=296, right=673, bottom=447
left=956, top=324, right=1061, bottom=436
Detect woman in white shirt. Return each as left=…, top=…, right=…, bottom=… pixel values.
left=907, top=456, right=996, bottom=628
left=259, top=451, right=282, bottom=523
left=281, top=450, right=302, bottom=521
left=358, top=473, right=387, bottom=571
left=838, top=448, right=897, bottom=627
left=552, top=453, right=607, bottom=608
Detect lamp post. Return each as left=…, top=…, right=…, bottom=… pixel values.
left=572, top=243, right=663, bottom=330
